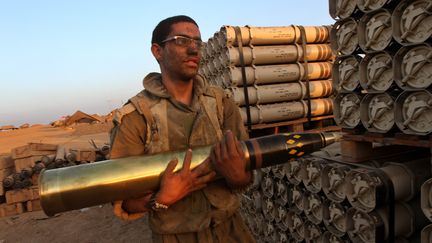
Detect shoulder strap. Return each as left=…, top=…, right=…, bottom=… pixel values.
left=209, top=86, right=224, bottom=127
left=200, top=86, right=225, bottom=140
left=113, top=103, right=136, bottom=125
left=129, top=93, right=160, bottom=150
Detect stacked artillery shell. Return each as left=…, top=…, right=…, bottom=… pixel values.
left=330, top=0, right=432, bottom=135
left=327, top=1, right=432, bottom=242
left=240, top=151, right=431, bottom=243
left=43, top=145, right=109, bottom=170
left=2, top=144, right=111, bottom=193
left=199, top=25, right=334, bottom=125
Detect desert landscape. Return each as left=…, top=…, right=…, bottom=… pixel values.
left=0, top=121, right=153, bottom=242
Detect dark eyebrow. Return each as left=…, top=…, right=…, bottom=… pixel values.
left=175, top=34, right=202, bottom=41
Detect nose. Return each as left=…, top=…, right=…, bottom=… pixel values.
left=187, top=42, right=200, bottom=55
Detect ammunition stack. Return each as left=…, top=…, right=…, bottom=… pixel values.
left=236, top=0, right=432, bottom=242
left=329, top=0, right=431, bottom=242
left=199, top=25, right=337, bottom=134
left=240, top=148, right=431, bottom=243
left=0, top=143, right=109, bottom=217
left=330, top=0, right=431, bottom=135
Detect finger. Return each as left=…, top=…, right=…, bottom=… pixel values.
left=225, top=130, right=238, bottom=157
left=165, top=158, right=179, bottom=175
left=181, top=149, right=193, bottom=174
left=191, top=158, right=212, bottom=177
left=203, top=157, right=215, bottom=170
left=190, top=183, right=208, bottom=193
left=235, top=140, right=245, bottom=160
left=211, top=143, right=221, bottom=167
left=194, top=171, right=217, bottom=185
left=221, top=132, right=229, bottom=161
left=143, top=193, right=153, bottom=201
left=209, top=147, right=216, bottom=169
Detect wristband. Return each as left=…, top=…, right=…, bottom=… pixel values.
left=146, top=193, right=169, bottom=211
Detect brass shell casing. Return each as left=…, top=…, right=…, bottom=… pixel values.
left=39, top=146, right=213, bottom=216
left=39, top=132, right=340, bottom=216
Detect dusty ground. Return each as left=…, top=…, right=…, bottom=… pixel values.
left=0, top=124, right=111, bottom=155
left=0, top=206, right=152, bottom=243
left=0, top=124, right=153, bottom=243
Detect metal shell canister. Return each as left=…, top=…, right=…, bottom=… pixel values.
left=39, top=132, right=340, bottom=216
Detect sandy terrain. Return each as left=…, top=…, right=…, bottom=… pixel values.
left=0, top=124, right=153, bottom=242
left=0, top=124, right=111, bottom=155
left=0, top=206, right=152, bottom=243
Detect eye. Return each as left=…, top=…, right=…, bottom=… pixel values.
left=177, top=37, right=190, bottom=46
left=195, top=41, right=203, bottom=48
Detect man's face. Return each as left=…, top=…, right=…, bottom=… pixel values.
left=158, top=22, right=202, bottom=81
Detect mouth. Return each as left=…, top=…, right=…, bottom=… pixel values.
left=185, top=58, right=199, bottom=68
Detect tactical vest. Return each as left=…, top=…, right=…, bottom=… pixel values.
left=124, top=86, right=240, bottom=234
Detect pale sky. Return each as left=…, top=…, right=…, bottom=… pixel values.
left=0, top=1, right=334, bottom=126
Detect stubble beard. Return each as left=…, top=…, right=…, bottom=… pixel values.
left=178, top=68, right=198, bottom=82
left=163, top=51, right=200, bottom=83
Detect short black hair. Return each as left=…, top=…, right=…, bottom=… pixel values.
left=151, top=15, right=199, bottom=45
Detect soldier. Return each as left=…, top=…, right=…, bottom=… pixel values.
left=109, top=15, right=255, bottom=242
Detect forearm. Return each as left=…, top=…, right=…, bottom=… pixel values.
left=122, top=195, right=152, bottom=214
left=226, top=170, right=253, bottom=189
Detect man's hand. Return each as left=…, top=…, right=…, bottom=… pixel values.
left=210, top=130, right=252, bottom=188
left=155, top=149, right=216, bottom=206
left=122, top=192, right=153, bottom=214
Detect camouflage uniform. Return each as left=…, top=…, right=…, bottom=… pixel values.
left=110, top=73, right=255, bottom=243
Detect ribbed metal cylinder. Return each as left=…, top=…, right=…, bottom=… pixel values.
left=360, top=92, right=397, bottom=133
left=333, top=93, right=362, bottom=128
left=329, top=0, right=359, bottom=20
left=228, top=80, right=333, bottom=106
left=333, top=55, right=362, bottom=93
left=421, top=179, right=432, bottom=221
left=345, top=158, right=431, bottom=213
left=392, top=0, right=432, bottom=45
left=225, top=62, right=333, bottom=86
left=394, top=90, right=432, bottom=135
left=302, top=157, right=328, bottom=193
left=323, top=201, right=349, bottom=236
left=347, top=200, right=428, bottom=242
left=286, top=159, right=303, bottom=185
left=357, top=0, right=396, bottom=13
left=287, top=210, right=306, bottom=241
left=239, top=98, right=333, bottom=124
left=359, top=51, right=394, bottom=93
left=219, top=44, right=333, bottom=66
left=358, top=8, right=393, bottom=53
left=393, top=43, right=432, bottom=91
left=220, top=25, right=330, bottom=47
left=421, top=224, right=432, bottom=243
left=303, top=191, right=325, bottom=224
left=331, top=18, right=359, bottom=55
left=322, top=163, right=352, bottom=203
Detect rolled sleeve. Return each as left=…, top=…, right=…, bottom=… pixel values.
left=110, top=111, right=148, bottom=221
left=110, top=110, right=148, bottom=159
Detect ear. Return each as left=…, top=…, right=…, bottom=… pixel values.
left=151, top=43, right=163, bottom=62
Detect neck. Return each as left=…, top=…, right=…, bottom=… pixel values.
left=161, top=73, right=194, bottom=105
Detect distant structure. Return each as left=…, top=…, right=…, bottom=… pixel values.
left=0, top=125, right=18, bottom=131
left=64, top=111, right=104, bottom=127
left=50, top=110, right=115, bottom=128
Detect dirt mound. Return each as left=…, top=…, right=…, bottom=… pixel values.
left=72, top=123, right=113, bottom=136
left=0, top=125, right=109, bottom=155
left=0, top=205, right=152, bottom=242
